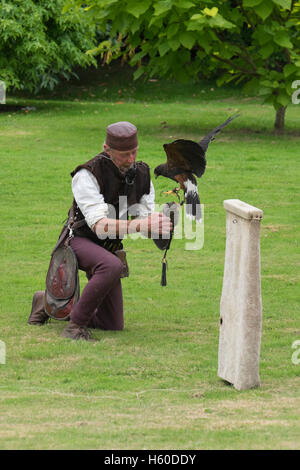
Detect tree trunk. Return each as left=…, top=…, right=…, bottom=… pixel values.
left=274, top=106, right=287, bottom=134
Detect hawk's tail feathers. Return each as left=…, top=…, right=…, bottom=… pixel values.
left=185, top=185, right=202, bottom=223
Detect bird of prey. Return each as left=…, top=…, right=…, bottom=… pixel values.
left=154, top=115, right=239, bottom=222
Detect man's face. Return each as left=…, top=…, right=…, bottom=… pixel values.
left=105, top=145, right=138, bottom=173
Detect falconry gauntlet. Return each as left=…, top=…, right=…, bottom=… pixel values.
left=153, top=202, right=179, bottom=251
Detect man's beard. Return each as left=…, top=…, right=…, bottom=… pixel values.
left=119, top=163, right=134, bottom=174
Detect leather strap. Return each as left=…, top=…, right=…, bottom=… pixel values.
left=72, top=219, right=87, bottom=231
left=52, top=210, right=87, bottom=254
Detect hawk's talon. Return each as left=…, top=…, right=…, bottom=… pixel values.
left=160, top=187, right=182, bottom=203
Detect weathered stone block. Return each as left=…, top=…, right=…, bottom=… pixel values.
left=218, top=199, right=263, bottom=390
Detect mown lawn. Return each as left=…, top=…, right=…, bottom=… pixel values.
left=0, top=64, right=299, bottom=449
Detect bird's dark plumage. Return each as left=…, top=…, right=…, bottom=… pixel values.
left=154, top=114, right=239, bottom=222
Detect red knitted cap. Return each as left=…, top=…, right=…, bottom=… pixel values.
left=105, top=121, right=138, bottom=151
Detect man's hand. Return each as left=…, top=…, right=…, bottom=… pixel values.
left=138, top=212, right=173, bottom=239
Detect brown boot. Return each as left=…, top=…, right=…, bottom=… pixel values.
left=28, top=291, right=49, bottom=325
left=61, top=321, right=94, bottom=341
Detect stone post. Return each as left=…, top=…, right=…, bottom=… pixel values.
left=218, top=199, right=263, bottom=390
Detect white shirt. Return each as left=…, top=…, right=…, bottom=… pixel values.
left=72, top=168, right=155, bottom=230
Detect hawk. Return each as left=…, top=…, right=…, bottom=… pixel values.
left=154, top=115, right=240, bottom=222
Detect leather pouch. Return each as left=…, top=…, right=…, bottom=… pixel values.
left=114, top=249, right=129, bottom=278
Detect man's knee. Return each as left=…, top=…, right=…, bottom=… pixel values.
left=108, top=317, right=124, bottom=331
left=89, top=316, right=124, bottom=331
left=105, top=323, right=124, bottom=331
left=114, top=319, right=124, bottom=331
left=95, top=253, right=123, bottom=279
left=109, top=255, right=123, bottom=278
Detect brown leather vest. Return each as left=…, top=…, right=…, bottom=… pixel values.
left=69, top=152, right=151, bottom=248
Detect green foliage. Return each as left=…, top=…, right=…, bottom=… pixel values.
left=0, top=0, right=97, bottom=92
left=65, top=0, right=300, bottom=129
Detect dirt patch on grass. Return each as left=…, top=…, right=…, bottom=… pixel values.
left=0, top=129, right=32, bottom=137
left=262, top=224, right=290, bottom=232
left=213, top=395, right=300, bottom=413
left=262, top=274, right=300, bottom=282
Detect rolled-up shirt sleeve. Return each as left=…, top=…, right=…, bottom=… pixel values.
left=71, top=169, right=109, bottom=230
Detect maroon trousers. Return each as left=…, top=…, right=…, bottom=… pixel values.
left=69, top=236, right=124, bottom=330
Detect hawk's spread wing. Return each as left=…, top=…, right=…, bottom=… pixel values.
left=163, top=139, right=206, bottom=178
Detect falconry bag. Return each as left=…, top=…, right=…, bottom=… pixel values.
left=44, top=244, right=80, bottom=320
left=43, top=208, right=84, bottom=320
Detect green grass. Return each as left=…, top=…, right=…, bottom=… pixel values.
left=0, top=63, right=300, bottom=449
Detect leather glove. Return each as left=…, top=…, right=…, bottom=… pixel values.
left=153, top=202, right=179, bottom=251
